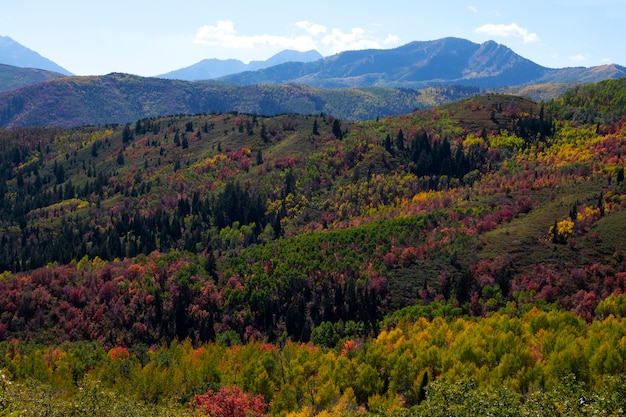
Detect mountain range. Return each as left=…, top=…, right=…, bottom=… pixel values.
left=0, top=35, right=72, bottom=76
left=156, top=49, right=323, bottom=80
left=220, top=37, right=626, bottom=88
left=1, top=36, right=625, bottom=128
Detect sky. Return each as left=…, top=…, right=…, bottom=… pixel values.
left=1, top=0, right=625, bottom=77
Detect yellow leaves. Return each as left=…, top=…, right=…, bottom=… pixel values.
left=462, top=133, right=485, bottom=149
left=556, top=218, right=574, bottom=238
left=411, top=190, right=443, bottom=203
left=576, top=205, right=602, bottom=223
left=376, top=327, right=405, bottom=349
left=75, top=255, right=106, bottom=271
left=548, top=218, right=574, bottom=242
left=488, top=131, right=525, bottom=150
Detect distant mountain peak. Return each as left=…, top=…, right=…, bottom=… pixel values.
left=0, top=35, right=72, bottom=75
left=157, top=49, right=323, bottom=81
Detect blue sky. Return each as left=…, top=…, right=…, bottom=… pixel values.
left=1, top=0, right=624, bottom=76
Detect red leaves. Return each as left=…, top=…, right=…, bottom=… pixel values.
left=109, top=346, right=130, bottom=361
left=192, top=385, right=266, bottom=417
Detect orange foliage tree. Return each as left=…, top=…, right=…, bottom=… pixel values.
left=192, top=385, right=266, bottom=417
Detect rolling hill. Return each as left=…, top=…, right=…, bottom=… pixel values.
left=1, top=78, right=626, bottom=415
left=0, top=63, right=67, bottom=93
left=0, top=72, right=481, bottom=128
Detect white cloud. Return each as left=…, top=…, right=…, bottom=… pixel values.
left=568, top=54, right=586, bottom=62
left=322, top=28, right=399, bottom=53
left=295, top=21, right=327, bottom=36
left=194, top=20, right=400, bottom=55
left=384, top=34, right=401, bottom=45
left=194, top=20, right=317, bottom=51
left=468, top=6, right=478, bottom=13
left=475, top=23, right=539, bottom=43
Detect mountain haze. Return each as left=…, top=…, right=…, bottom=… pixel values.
left=1, top=37, right=625, bottom=128
left=0, top=63, right=67, bottom=93
left=0, top=72, right=482, bottom=128
left=0, top=35, right=72, bottom=75
left=157, top=49, right=323, bottom=80
left=221, top=37, right=626, bottom=88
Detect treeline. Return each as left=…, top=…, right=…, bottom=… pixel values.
left=0, top=106, right=510, bottom=272
left=553, top=76, right=626, bottom=124
left=1, top=178, right=277, bottom=271
left=2, top=305, right=626, bottom=415
left=0, top=246, right=388, bottom=345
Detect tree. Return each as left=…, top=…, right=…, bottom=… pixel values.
left=122, top=124, right=134, bottom=143
left=312, top=119, right=319, bottom=135
left=192, top=385, right=266, bottom=417
left=396, top=128, right=405, bottom=151
left=384, top=134, right=393, bottom=154
left=332, top=119, right=343, bottom=139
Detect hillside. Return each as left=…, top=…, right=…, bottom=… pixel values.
left=1, top=79, right=626, bottom=415
left=1, top=82, right=625, bottom=339
left=0, top=63, right=67, bottom=93
left=0, top=73, right=481, bottom=127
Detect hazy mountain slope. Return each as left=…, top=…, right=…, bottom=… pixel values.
left=157, top=49, right=323, bottom=80
left=221, top=38, right=626, bottom=89
left=156, top=58, right=247, bottom=80
left=0, top=73, right=480, bottom=127
left=0, top=63, right=67, bottom=92
left=221, top=38, right=552, bottom=87
left=0, top=35, right=72, bottom=75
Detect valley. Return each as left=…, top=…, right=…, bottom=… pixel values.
left=0, top=77, right=626, bottom=415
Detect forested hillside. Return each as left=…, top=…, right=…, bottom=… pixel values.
left=1, top=78, right=626, bottom=415
left=0, top=72, right=481, bottom=128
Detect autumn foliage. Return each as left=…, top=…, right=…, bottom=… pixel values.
left=0, top=80, right=626, bottom=415
left=192, top=385, right=266, bottom=417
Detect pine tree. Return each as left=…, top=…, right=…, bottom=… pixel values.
left=332, top=119, right=343, bottom=139
left=396, top=129, right=405, bottom=151
left=122, top=124, right=134, bottom=143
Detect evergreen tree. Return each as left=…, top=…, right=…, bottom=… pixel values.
left=122, top=124, right=134, bottom=143
left=384, top=134, right=393, bottom=154
left=396, top=128, right=405, bottom=151
left=332, top=119, right=343, bottom=139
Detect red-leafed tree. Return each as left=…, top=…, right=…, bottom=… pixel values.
left=192, top=385, right=266, bottom=417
